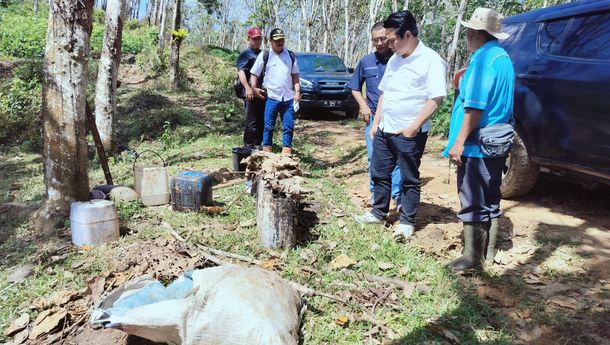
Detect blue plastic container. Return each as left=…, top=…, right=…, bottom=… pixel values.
left=170, top=171, right=213, bottom=212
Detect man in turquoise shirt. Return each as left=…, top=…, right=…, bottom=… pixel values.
left=443, top=8, right=515, bottom=273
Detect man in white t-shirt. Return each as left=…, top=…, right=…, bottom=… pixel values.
left=250, top=28, right=301, bottom=155
left=354, top=10, right=447, bottom=240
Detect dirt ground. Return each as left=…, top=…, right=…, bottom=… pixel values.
left=297, top=112, right=610, bottom=345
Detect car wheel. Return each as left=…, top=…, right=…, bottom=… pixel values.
left=501, top=131, right=539, bottom=198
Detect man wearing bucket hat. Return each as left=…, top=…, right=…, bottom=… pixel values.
left=250, top=28, right=300, bottom=155
left=236, top=27, right=265, bottom=148
left=443, top=8, right=514, bottom=273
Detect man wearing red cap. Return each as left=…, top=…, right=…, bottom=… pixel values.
left=236, top=27, right=265, bottom=148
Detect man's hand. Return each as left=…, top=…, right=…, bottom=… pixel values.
left=245, top=87, right=254, bottom=101
left=294, top=91, right=301, bottom=103
left=401, top=125, right=419, bottom=138
left=448, top=142, right=465, bottom=166
left=369, top=123, right=378, bottom=141
left=253, top=87, right=266, bottom=100
left=360, top=105, right=372, bottom=123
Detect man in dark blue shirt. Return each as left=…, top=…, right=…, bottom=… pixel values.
left=348, top=22, right=400, bottom=206
left=236, top=27, right=265, bottom=148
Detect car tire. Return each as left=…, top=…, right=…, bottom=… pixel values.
left=501, top=131, right=539, bottom=198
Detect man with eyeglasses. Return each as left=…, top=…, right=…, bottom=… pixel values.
left=354, top=11, right=447, bottom=241
left=348, top=22, right=400, bottom=208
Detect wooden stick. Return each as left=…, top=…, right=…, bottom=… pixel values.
left=212, top=178, right=246, bottom=191
left=85, top=100, right=113, bottom=185
left=362, top=273, right=414, bottom=290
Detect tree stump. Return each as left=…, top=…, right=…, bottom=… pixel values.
left=256, top=182, right=299, bottom=249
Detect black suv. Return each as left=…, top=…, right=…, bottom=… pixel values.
left=296, top=53, right=359, bottom=117
left=499, top=0, right=610, bottom=197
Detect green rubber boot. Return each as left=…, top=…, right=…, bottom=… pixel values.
left=485, top=218, right=499, bottom=264
left=448, top=222, right=485, bottom=274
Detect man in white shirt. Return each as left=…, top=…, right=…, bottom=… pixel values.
left=250, top=28, right=301, bottom=155
left=354, top=10, right=447, bottom=240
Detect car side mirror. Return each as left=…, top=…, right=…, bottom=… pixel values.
left=348, top=67, right=354, bottom=73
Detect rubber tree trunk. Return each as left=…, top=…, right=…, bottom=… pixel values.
left=94, top=0, right=125, bottom=154
left=36, top=0, right=93, bottom=230
left=169, top=0, right=181, bottom=89
left=447, top=0, right=468, bottom=77
left=157, top=0, right=167, bottom=50
left=343, top=0, right=351, bottom=60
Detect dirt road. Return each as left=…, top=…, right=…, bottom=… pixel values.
left=297, top=112, right=610, bottom=345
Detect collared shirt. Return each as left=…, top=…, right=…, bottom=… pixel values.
left=377, top=41, right=447, bottom=134
left=443, top=40, right=515, bottom=158
left=250, top=48, right=300, bottom=101
left=236, top=47, right=262, bottom=88
left=347, top=51, right=392, bottom=114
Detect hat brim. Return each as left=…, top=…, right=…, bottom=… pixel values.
left=460, top=20, right=509, bottom=40
left=249, top=34, right=262, bottom=38
left=271, top=34, right=286, bottom=40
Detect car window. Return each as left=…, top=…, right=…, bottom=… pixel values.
left=298, top=55, right=348, bottom=72
left=561, top=11, right=610, bottom=61
left=500, top=23, right=524, bottom=45
left=538, top=19, right=571, bottom=55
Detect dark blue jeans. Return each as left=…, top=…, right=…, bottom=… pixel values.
left=262, top=98, right=295, bottom=148
left=370, top=130, right=428, bottom=225
left=457, top=156, right=507, bottom=222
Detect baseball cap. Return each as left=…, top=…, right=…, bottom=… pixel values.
left=247, top=27, right=262, bottom=38
left=269, top=28, right=286, bottom=41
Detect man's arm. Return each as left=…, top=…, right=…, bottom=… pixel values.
left=249, top=54, right=265, bottom=100
left=347, top=60, right=371, bottom=122
left=250, top=74, right=265, bottom=99
left=238, top=70, right=253, bottom=100
left=292, top=73, right=301, bottom=102
left=352, top=90, right=371, bottom=123
left=401, top=96, right=444, bottom=137
left=448, top=108, right=483, bottom=166
left=369, top=94, right=384, bottom=140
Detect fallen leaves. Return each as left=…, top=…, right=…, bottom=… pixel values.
left=261, top=258, right=280, bottom=270
left=475, top=286, right=515, bottom=307
left=3, top=314, right=30, bottom=337
left=329, top=254, right=358, bottom=270
left=85, top=275, right=107, bottom=304
left=335, top=315, right=350, bottom=327
left=29, top=309, right=67, bottom=340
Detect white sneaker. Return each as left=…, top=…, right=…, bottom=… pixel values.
left=354, top=212, right=383, bottom=224
left=393, top=224, right=414, bottom=241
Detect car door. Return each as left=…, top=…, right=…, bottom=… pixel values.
left=536, top=11, right=610, bottom=176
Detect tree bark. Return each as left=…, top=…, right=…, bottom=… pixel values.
left=94, top=0, right=125, bottom=154
left=447, top=0, right=468, bottom=77
left=344, top=0, right=349, bottom=61
left=301, top=0, right=319, bottom=52
left=403, top=0, right=408, bottom=10
left=37, top=0, right=93, bottom=229
left=157, top=0, right=167, bottom=50
left=256, top=183, right=299, bottom=249
left=169, top=0, right=181, bottom=89
left=33, top=0, right=39, bottom=12
left=367, top=0, right=385, bottom=52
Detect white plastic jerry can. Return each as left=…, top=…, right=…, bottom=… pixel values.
left=70, top=200, right=120, bottom=247
left=133, top=150, right=170, bottom=206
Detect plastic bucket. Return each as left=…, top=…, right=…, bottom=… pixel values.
left=231, top=147, right=255, bottom=172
